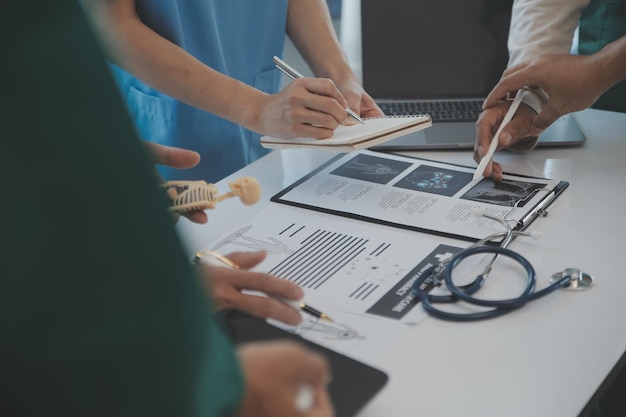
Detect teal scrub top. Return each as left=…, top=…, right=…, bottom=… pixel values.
left=1, top=1, right=244, bottom=416
left=579, top=0, right=626, bottom=113
left=110, top=0, right=289, bottom=182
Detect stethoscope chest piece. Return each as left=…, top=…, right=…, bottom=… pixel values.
left=550, top=268, right=594, bottom=290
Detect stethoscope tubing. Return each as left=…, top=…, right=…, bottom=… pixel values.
left=445, top=246, right=535, bottom=308
left=412, top=245, right=572, bottom=321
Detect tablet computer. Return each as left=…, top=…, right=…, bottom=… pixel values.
left=223, top=314, right=388, bottom=417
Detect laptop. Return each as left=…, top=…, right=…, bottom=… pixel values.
left=360, top=0, right=586, bottom=150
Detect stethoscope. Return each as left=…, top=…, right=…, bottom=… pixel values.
left=411, top=209, right=594, bottom=321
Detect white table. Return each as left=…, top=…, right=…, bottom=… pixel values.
left=176, top=108, right=626, bottom=417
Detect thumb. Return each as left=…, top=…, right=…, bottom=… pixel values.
left=347, top=98, right=361, bottom=117
left=144, top=141, right=201, bottom=169
left=226, top=251, right=267, bottom=269
left=342, top=98, right=361, bottom=126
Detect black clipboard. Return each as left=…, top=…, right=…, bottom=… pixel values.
left=223, top=313, right=388, bottom=417
left=271, top=151, right=569, bottom=242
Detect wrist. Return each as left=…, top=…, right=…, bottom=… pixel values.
left=237, top=88, right=268, bottom=134
left=312, top=58, right=356, bottom=86
left=594, top=38, right=626, bottom=92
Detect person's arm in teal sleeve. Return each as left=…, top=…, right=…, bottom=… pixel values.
left=1, top=3, right=334, bottom=417
left=0, top=2, right=243, bottom=416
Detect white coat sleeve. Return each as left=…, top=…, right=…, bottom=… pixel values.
left=508, top=0, right=591, bottom=65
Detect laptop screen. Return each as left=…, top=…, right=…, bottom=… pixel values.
left=361, top=0, right=513, bottom=100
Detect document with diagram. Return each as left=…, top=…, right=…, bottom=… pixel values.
left=272, top=150, right=568, bottom=241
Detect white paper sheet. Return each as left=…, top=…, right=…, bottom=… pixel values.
left=206, top=203, right=472, bottom=359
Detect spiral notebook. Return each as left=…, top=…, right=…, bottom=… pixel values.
left=260, top=114, right=432, bottom=151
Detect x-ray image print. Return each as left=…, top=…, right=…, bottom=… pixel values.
left=330, top=153, right=412, bottom=185
left=393, top=165, right=473, bottom=197
left=461, top=178, right=546, bottom=207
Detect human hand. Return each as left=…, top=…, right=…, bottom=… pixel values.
left=333, top=76, right=384, bottom=121
left=236, top=340, right=334, bottom=417
left=257, top=77, right=362, bottom=139
left=142, top=141, right=208, bottom=224
left=474, top=101, right=538, bottom=181
left=199, top=251, right=305, bottom=326
left=483, top=53, right=607, bottom=136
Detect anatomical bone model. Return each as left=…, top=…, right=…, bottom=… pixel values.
left=163, top=177, right=261, bottom=213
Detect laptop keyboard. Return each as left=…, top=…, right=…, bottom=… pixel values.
left=378, top=100, right=484, bottom=122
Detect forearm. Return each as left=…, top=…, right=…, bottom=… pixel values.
left=286, top=0, right=356, bottom=84
left=82, top=0, right=265, bottom=130
left=592, top=35, right=626, bottom=93
left=509, top=0, right=590, bottom=65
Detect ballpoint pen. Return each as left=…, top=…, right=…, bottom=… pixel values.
left=472, top=88, right=528, bottom=182
left=194, top=249, right=335, bottom=323
left=273, top=55, right=365, bottom=125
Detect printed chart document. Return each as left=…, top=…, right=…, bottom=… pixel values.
left=272, top=150, right=569, bottom=241
left=205, top=203, right=470, bottom=362
left=260, top=115, right=431, bottom=151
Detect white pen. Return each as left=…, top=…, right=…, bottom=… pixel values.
left=472, top=88, right=529, bottom=182
left=273, top=55, right=365, bottom=125
left=194, top=249, right=334, bottom=323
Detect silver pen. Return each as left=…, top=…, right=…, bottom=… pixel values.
left=273, top=55, right=365, bottom=125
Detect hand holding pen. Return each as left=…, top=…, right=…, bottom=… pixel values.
left=274, top=55, right=365, bottom=125
left=258, top=56, right=376, bottom=140
left=472, top=89, right=529, bottom=182
left=194, top=250, right=333, bottom=325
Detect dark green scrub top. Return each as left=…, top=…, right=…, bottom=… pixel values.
left=579, top=0, right=626, bottom=112
left=0, top=1, right=243, bottom=416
